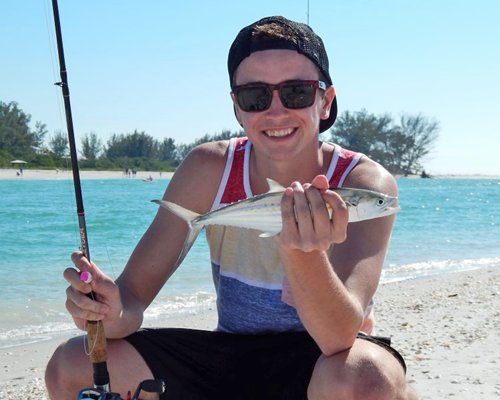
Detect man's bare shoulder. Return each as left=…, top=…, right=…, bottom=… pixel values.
left=164, top=140, right=231, bottom=213
left=343, top=156, right=397, bottom=197
left=185, top=140, right=230, bottom=167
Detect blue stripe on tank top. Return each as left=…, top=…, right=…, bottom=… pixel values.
left=212, top=262, right=305, bottom=334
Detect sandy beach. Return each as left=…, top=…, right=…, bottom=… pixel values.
left=0, top=168, right=174, bottom=181
left=1, top=267, right=498, bottom=399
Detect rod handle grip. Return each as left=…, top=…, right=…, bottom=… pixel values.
left=86, top=320, right=108, bottom=363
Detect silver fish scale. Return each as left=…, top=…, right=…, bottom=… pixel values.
left=192, top=188, right=396, bottom=235
left=197, top=192, right=284, bottom=233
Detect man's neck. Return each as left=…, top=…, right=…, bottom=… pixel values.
left=249, top=141, right=332, bottom=194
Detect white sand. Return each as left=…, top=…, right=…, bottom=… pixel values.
left=0, top=168, right=174, bottom=181
left=1, top=268, right=498, bottom=399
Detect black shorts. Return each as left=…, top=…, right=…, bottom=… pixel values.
left=125, top=328, right=406, bottom=400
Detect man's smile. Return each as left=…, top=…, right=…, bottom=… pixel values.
left=264, top=128, right=295, bottom=138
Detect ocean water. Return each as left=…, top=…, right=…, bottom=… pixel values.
left=0, top=177, right=499, bottom=348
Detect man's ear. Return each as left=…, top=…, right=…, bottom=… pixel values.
left=321, top=85, right=336, bottom=120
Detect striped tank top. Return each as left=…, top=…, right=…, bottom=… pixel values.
left=206, top=137, right=363, bottom=334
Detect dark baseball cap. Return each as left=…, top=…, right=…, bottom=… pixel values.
left=228, top=16, right=337, bottom=132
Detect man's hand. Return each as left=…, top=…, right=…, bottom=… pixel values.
left=276, top=174, right=348, bottom=252
left=63, top=251, right=123, bottom=331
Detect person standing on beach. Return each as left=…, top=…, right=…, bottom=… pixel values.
left=46, top=16, right=416, bottom=400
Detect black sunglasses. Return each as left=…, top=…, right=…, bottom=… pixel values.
left=231, top=80, right=326, bottom=112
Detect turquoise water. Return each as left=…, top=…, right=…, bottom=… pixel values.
left=0, top=177, right=499, bottom=347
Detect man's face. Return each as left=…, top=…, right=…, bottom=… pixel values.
left=231, top=49, right=335, bottom=161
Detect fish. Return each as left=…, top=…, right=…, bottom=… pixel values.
left=151, top=179, right=399, bottom=267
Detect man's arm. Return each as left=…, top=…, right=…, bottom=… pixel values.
left=65, top=141, right=228, bottom=338
left=276, top=159, right=397, bottom=355
left=114, top=141, right=229, bottom=337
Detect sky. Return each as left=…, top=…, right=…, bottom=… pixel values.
left=1, top=0, right=499, bottom=175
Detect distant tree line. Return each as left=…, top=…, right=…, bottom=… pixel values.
left=328, top=109, right=439, bottom=176
left=1, top=100, right=438, bottom=175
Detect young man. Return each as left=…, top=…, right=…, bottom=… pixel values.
left=46, top=16, right=415, bottom=400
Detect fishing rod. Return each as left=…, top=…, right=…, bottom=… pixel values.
left=50, top=2, right=165, bottom=398
left=50, top=0, right=111, bottom=395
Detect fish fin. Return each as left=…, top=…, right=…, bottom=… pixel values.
left=266, top=178, right=285, bottom=193
left=152, top=199, right=201, bottom=221
left=151, top=199, right=203, bottom=269
left=259, top=231, right=279, bottom=238
left=174, top=224, right=204, bottom=269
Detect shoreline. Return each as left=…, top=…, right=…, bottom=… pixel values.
left=1, top=267, right=498, bottom=399
left=1, top=168, right=499, bottom=181
left=0, top=168, right=174, bottom=181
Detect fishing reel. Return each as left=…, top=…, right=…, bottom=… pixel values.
left=77, top=379, right=165, bottom=400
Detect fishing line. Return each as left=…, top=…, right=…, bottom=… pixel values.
left=84, top=320, right=99, bottom=356
left=43, top=0, right=81, bottom=251
left=44, top=0, right=115, bottom=273
left=43, top=0, right=65, bottom=125
left=43, top=0, right=71, bottom=151
left=79, top=271, right=99, bottom=356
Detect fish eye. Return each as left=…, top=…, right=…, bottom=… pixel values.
left=377, top=198, right=386, bottom=206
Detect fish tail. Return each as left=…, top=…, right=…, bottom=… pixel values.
left=151, top=200, right=204, bottom=268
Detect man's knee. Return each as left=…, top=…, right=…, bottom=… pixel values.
left=45, top=336, right=91, bottom=399
left=47, top=335, right=157, bottom=399
left=347, top=349, right=405, bottom=399
left=308, top=341, right=408, bottom=400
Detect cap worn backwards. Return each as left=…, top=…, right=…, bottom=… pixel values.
left=228, top=16, right=337, bottom=132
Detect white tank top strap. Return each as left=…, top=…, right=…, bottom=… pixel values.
left=243, top=139, right=253, bottom=197
left=338, top=151, right=364, bottom=187
left=325, top=143, right=364, bottom=188
left=324, top=144, right=340, bottom=183
left=211, top=138, right=238, bottom=210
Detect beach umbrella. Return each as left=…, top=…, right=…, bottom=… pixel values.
left=10, top=160, right=27, bottom=165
